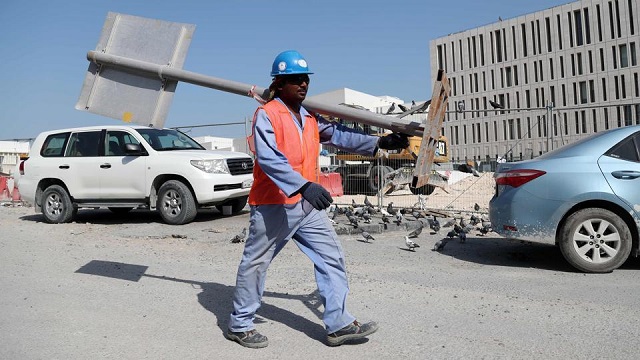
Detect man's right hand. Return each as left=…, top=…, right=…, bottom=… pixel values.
left=299, top=182, right=333, bottom=210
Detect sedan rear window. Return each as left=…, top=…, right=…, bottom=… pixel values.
left=606, top=133, right=640, bottom=162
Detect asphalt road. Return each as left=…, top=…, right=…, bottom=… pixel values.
left=2, top=205, right=640, bottom=359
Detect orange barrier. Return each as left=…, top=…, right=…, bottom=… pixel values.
left=12, top=184, right=21, bottom=201
left=0, top=177, right=10, bottom=200
left=319, top=172, right=344, bottom=197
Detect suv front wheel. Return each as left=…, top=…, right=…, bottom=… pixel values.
left=157, top=180, right=197, bottom=225
left=41, top=184, right=75, bottom=224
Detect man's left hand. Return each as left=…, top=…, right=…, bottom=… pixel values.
left=378, top=133, right=409, bottom=150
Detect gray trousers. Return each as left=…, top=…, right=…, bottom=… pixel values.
left=228, top=201, right=355, bottom=333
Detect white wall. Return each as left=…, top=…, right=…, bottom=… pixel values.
left=0, top=141, right=31, bottom=176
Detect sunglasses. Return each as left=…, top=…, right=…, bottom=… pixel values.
left=283, top=74, right=310, bottom=85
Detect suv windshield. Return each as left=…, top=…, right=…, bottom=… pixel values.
left=135, top=128, right=205, bottom=151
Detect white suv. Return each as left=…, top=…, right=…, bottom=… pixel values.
left=19, top=125, right=254, bottom=225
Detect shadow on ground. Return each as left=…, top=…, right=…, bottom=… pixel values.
left=75, top=259, right=332, bottom=344
left=428, top=234, right=640, bottom=272
left=429, top=235, right=577, bottom=272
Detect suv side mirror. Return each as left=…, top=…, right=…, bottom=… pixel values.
left=124, top=143, right=147, bottom=156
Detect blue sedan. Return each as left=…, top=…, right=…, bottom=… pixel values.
left=490, top=125, right=640, bottom=273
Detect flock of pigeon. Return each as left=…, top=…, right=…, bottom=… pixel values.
left=327, top=196, right=493, bottom=252
left=228, top=196, right=494, bottom=253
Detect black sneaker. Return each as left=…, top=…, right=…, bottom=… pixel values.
left=326, top=320, right=379, bottom=346
left=226, top=329, right=269, bottom=349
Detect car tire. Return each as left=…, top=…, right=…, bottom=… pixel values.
left=41, top=185, right=75, bottom=224
left=558, top=208, right=632, bottom=273
left=410, top=184, right=435, bottom=195
left=215, top=196, right=248, bottom=215
left=369, top=166, right=394, bottom=195
left=108, top=207, right=133, bottom=214
left=157, top=180, right=197, bottom=225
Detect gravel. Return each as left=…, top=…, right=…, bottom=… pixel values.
left=2, top=204, right=640, bottom=359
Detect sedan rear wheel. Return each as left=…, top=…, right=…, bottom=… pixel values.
left=558, top=208, right=631, bottom=273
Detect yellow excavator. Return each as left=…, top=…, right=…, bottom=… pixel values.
left=331, top=126, right=449, bottom=195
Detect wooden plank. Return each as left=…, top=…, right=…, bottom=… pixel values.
left=412, top=69, right=451, bottom=189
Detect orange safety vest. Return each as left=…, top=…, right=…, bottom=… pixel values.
left=248, top=100, right=320, bottom=205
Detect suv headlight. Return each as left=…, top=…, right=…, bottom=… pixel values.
left=190, top=159, right=229, bottom=174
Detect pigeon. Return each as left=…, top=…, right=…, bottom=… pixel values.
left=442, top=218, right=456, bottom=228
left=352, top=199, right=360, bottom=208
left=446, top=230, right=457, bottom=238
left=397, top=103, right=409, bottom=112
left=362, top=212, right=372, bottom=223
left=474, top=203, right=481, bottom=212
left=433, top=238, right=449, bottom=251
left=347, top=215, right=359, bottom=228
left=470, top=214, right=481, bottom=226
left=385, top=102, right=396, bottom=114
left=364, top=196, right=373, bottom=208
left=386, top=202, right=397, bottom=216
left=361, top=230, right=375, bottom=243
left=489, top=100, right=504, bottom=109
left=462, top=220, right=475, bottom=233
left=458, top=230, right=467, bottom=243
left=394, top=212, right=404, bottom=225
left=331, top=207, right=340, bottom=221
left=405, top=235, right=420, bottom=251
left=407, top=225, right=423, bottom=238
left=230, top=228, right=247, bottom=243
left=478, top=221, right=492, bottom=236
left=412, top=211, right=424, bottom=220
left=428, top=215, right=441, bottom=233
left=381, top=213, right=391, bottom=224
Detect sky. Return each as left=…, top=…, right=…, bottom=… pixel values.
left=0, top=0, right=573, bottom=141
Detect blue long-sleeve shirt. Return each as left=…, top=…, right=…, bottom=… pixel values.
left=253, top=98, right=380, bottom=197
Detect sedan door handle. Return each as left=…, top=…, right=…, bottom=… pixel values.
left=59, top=165, right=70, bottom=169
left=611, top=170, right=640, bottom=179
left=100, top=164, right=112, bottom=169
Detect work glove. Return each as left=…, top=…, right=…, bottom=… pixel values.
left=299, top=182, right=333, bottom=210
left=378, top=133, right=409, bottom=150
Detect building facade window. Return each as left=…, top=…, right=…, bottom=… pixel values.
left=620, top=44, right=628, bottom=67
left=596, top=4, right=603, bottom=42
left=522, top=23, right=529, bottom=56
left=629, top=0, right=636, bottom=35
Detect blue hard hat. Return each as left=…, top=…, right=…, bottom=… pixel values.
left=270, top=50, right=313, bottom=76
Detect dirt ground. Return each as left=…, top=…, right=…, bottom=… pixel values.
left=3, top=203, right=640, bottom=359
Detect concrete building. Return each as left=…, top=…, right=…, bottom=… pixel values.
left=430, top=0, right=639, bottom=163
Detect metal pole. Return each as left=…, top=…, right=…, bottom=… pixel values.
left=87, top=51, right=426, bottom=137
left=548, top=102, right=554, bottom=151
left=545, top=101, right=552, bottom=152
